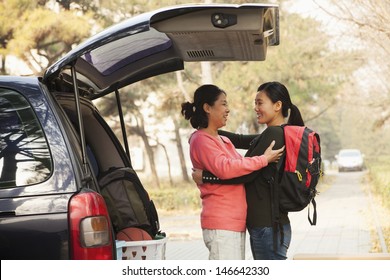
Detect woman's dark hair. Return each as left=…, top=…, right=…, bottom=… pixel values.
left=257, top=81, right=305, bottom=126
left=181, top=84, right=226, bottom=129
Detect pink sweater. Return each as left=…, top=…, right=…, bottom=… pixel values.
left=189, top=130, right=268, bottom=232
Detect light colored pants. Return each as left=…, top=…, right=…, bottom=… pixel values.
left=202, top=229, right=245, bottom=260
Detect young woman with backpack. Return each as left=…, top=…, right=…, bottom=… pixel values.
left=192, top=81, right=305, bottom=260
left=181, top=84, right=284, bottom=260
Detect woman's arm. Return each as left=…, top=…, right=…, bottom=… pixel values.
left=191, top=133, right=268, bottom=179
left=218, top=130, right=257, bottom=149
left=193, top=169, right=261, bottom=185
left=193, top=127, right=284, bottom=185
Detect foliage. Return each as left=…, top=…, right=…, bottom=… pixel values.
left=367, top=156, right=390, bottom=210
left=366, top=156, right=390, bottom=252
left=11, top=9, right=91, bottom=67
left=213, top=11, right=361, bottom=161
left=1, top=0, right=93, bottom=74
left=313, top=0, right=390, bottom=159
left=147, top=180, right=201, bottom=212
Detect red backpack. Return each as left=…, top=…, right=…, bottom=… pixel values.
left=270, top=125, right=322, bottom=251
left=272, top=125, right=322, bottom=226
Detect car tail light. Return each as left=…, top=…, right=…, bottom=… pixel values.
left=69, top=189, right=114, bottom=260
left=80, top=216, right=110, bottom=247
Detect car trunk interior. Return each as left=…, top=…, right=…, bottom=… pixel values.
left=54, top=93, right=129, bottom=178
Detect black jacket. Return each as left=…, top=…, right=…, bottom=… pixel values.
left=202, top=126, right=289, bottom=227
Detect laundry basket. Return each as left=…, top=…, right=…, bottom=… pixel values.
left=116, top=237, right=167, bottom=260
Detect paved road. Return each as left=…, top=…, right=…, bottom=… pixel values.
left=159, top=170, right=383, bottom=260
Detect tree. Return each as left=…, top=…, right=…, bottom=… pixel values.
left=0, top=0, right=34, bottom=74
left=1, top=0, right=93, bottom=75
left=212, top=8, right=361, bottom=160
left=315, top=0, right=390, bottom=128
left=304, top=0, right=390, bottom=158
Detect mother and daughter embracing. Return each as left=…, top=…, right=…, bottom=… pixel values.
left=181, top=82, right=305, bottom=260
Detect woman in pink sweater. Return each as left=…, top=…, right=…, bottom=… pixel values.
left=181, top=84, right=284, bottom=260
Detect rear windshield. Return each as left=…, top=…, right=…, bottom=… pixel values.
left=81, top=28, right=172, bottom=76
left=0, top=89, right=52, bottom=188
left=339, top=150, right=361, bottom=157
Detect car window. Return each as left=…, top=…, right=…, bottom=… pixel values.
left=339, top=150, right=361, bottom=157
left=81, top=28, right=172, bottom=75
left=0, top=89, right=52, bottom=188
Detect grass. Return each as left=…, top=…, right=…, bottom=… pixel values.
left=367, top=156, right=390, bottom=210
left=366, top=156, right=390, bottom=253
left=146, top=179, right=201, bottom=213
left=317, top=169, right=335, bottom=193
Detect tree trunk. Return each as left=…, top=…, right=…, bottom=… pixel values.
left=140, top=131, right=160, bottom=188
left=201, top=62, right=213, bottom=84
left=175, top=72, right=191, bottom=182
left=128, top=113, right=161, bottom=189
left=173, top=117, right=190, bottom=182
left=156, top=140, right=173, bottom=186
left=1, top=56, right=6, bottom=75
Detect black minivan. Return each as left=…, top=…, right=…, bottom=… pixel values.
left=0, top=3, right=279, bottom=259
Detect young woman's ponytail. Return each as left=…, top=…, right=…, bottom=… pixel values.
left=288, top=104, right=305, bottom=126
left=181, top=102, right=195, bottom=120
left=181, top=101, right=205, bottom=129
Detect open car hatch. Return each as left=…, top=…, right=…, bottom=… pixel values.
left=43, top=4, right=279, bottom=98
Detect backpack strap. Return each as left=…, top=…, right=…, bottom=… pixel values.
left=272, top=136, right=288, bottom=252
left=308, top=198, right=317, bottom=225
left=268, top=163, right=285, bottom=253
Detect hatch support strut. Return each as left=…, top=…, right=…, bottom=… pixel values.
left=71, top=66, right=90, bottom=179
left=115, top=89, right=131, bottom=161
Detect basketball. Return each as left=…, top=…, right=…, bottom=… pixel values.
left=116, top=227, right=153, bottom=241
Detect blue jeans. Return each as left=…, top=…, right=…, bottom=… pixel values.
left=247, top=223, right=291, bottom=260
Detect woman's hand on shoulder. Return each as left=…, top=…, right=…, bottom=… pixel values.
left=264, top=140, right=285, bottom=163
